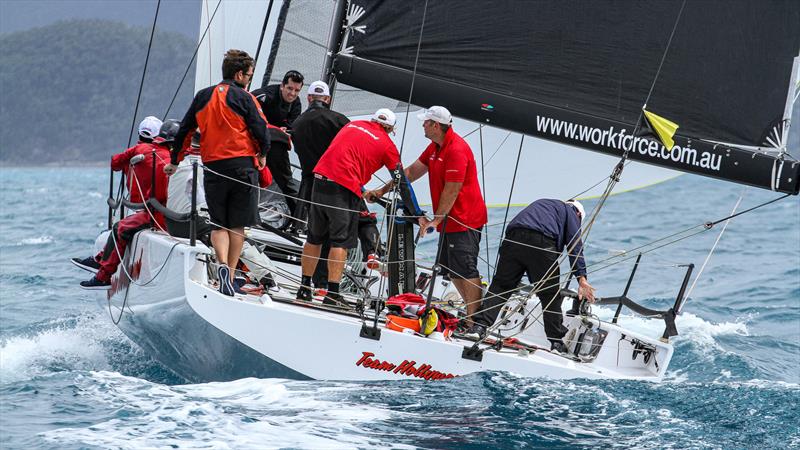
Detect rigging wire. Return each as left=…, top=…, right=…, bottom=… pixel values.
left=253, top=0, right=276, bottom=67
left=396, top=0, right=429, bottom=159
left=682, top=192, right=745, bottom=306
left=163, top=0, right=224, bottom=118
left=481, top=131, right=513, bottom=168
left=706, top=192, right=790, bottom=227
left=126, top=0, right=161, bottom=147
left=205, top=0, right=213, bottom=87
left=641, top=0, right=688, bottom=111
left=569, top=160, right=632, bottom=200
left=478, top=125, right=491, bottom=276
left=492, top=135, right=524, bottom=278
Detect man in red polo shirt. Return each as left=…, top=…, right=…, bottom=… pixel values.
left=297, top=108, right=401, bottom=305
left=370, top=106, right=487, bottom=325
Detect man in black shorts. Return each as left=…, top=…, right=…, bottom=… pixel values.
left=371, top=106, right=487, bottom=325
left=166, top=49, right=270, bottom=296
left=297, top=109, right=400, bottom=305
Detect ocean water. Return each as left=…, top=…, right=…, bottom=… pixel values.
left=0, top=167, right=798, bottom=449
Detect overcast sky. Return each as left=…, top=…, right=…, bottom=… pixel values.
left=0, top=0, right=200, bottom=37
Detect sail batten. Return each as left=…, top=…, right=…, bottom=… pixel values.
left=333, top=0, right=800, bottom=194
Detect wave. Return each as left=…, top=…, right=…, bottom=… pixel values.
left=41, top=371, right=409, bottom=450
left=17, top=235, right=54, bottom=245
left=0, top=312, right=177, bottom=385
left=0, top=314, right=113, bottom=383
left=18, top=370, right=797, bottom=450
left=591, top=304, right=749, bottom=345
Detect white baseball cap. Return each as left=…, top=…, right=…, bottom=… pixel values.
left=138, top=116, right=163, bottom=139
left=416, top=105, right=452, bottom=124
left=566, top=199, right=585, bottom=221
left=371, top=108, right=397, bottom=127
left=307, top=80, right=330, bottom=97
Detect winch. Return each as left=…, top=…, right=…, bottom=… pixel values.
left=564, top=302, right=608, bottom=362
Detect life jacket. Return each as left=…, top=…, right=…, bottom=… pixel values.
left=386, top=293, right=426, bottom=317
left=417, top=306, right=459, bottom=337
left=385, top=293, right=459, bottom=338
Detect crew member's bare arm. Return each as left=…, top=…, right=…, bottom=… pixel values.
left=404, top=160, right=428, bottom=183
left=418, top=181, right=462, bottom=237
left=365, top=160, right=429, bottom=202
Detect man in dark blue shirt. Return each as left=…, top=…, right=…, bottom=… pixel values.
left=471, top=199, right=595, bottom=351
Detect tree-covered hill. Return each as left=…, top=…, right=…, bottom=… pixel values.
left=0, top=19, right=198, bottom=164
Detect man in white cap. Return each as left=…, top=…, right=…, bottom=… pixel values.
left=74, top=116, right=171, bottom=289
left=297, top=108, right=401, bottom=305
left=471, top=199, right=596, bottom=353
left=369, top=106, right=487, bottom=326
left=292, top=80, right=350, bottom=228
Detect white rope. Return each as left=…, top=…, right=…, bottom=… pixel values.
left=203, top=164, right=370, bottom=215
left=681, top=192, right=744, bottom=311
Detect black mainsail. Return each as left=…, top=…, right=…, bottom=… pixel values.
left=331, top=0, right=800, bottom=194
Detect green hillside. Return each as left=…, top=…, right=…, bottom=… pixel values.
left=0, top=19, right=198, bottom=164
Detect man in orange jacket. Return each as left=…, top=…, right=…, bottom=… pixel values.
left=165, top=49, right=271, bottom=296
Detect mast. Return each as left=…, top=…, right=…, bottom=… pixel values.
left=322, top=0, right=349, bottom=101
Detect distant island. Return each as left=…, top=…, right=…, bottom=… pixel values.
left=0, top=19, right=197, bottom=165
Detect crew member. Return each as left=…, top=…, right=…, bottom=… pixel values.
left=251, top=70, right=304, bottom=217
left=123, top=116, right=162, bottom=204
left=165, top=49, right=270, bottom=297
left=368, top=106, right=487, bottom=325
left=162, top=130, right=278, bottom=292
left=291, top=80, right=350, bottom=227
left=75, top=119, right=174, bottom=288
left=472, top=199, right=596, bottom=353
left=297, top=109, right=400, bottom=305
left=252, top=70, right=303, bottom=130
left=292, top=80, right=353, bottom=290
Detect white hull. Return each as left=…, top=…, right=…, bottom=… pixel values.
left=103, top=230, right=673, bottom=382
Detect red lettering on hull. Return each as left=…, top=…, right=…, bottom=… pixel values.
left=355, top=352, right=456, bottom=380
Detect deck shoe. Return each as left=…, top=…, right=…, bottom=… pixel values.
left=550, top=340, right=569, bottom=355
left=233, top=276, right=247, bottom=294
left=296, top=286, right=313, bottom=302
left=218, top=265, right=234, bottom=296
left=323, top=291, right=344, bottom=307
left=259, top=274, right=276, bottom=290
left=71, top=256, right=101, bottom=274
left=80, top=276, right=110, bottom=290
left=464, top=323, right=487, bottom=340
